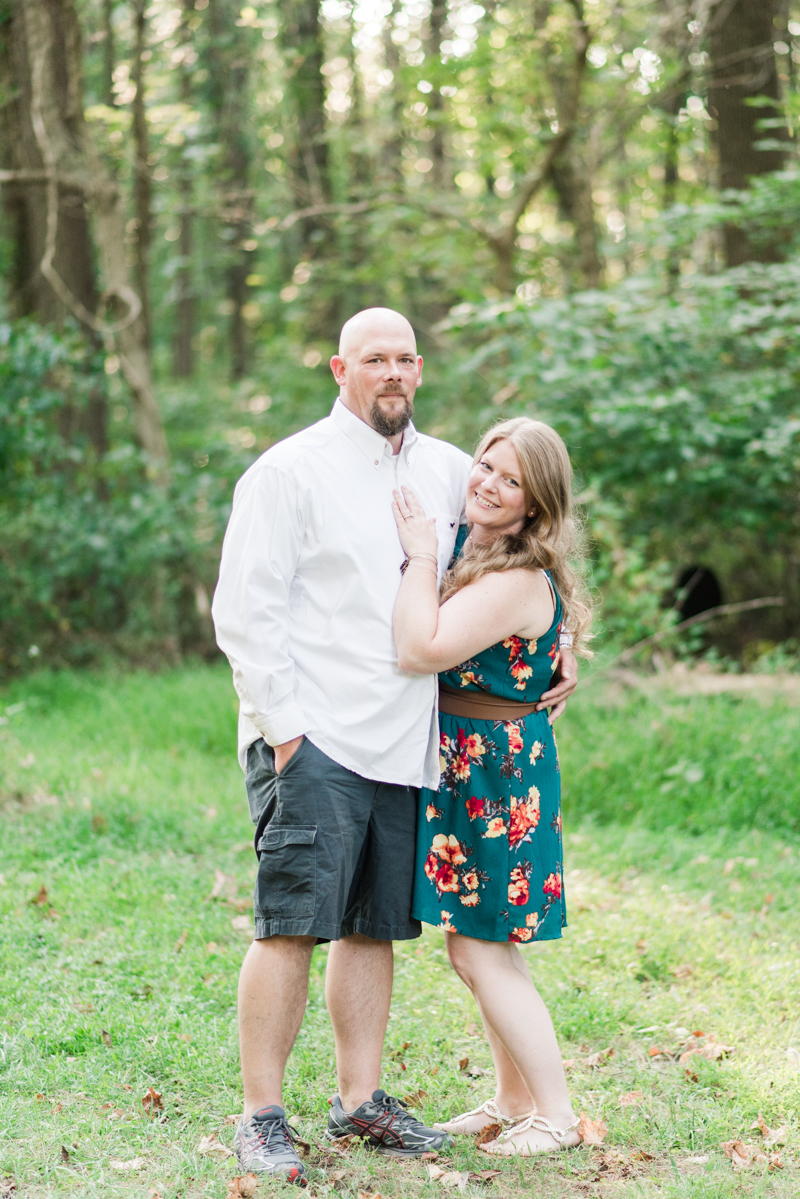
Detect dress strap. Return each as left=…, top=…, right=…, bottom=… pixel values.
left=541, top=570, right=557, bottom=619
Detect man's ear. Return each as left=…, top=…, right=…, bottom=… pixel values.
left=330, top=355, right=346, bottom=385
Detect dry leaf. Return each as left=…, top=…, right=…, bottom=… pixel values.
left=329, top=1134, right=358, bottom=1149
left=29, top=886, right=50, bottom=906
left=224, top=1113, right=243, bottom=1126
left=440, top=1171, right=470, bottom=1191
left=751, top=1115, right=788, bottom=1146
left=59, top=1146, right=70, bottom=1164
left=430, top=1064, right=439, bottom=1076
left=679, top=1035, right=734, bottom=1066
left=198, top=1133, right=234, bottom=1159
left=474, top=1170, right=502, bottom=1180
left=618, top=1091, right=644, bottom=1107
left=226, top=1174, right=258, bottom=1198
left=174, top=930, right=188, bottom=953
left=419, top=1151, right=439, bottom=1161
left=100, top=1030, right=113, bottom=1048
left=403, top=1090, right=428, bottom=1107
left=109, top=1158, right=147, bottom=1171
left=208, top=869, right=236, bottom=901
left=357, top=1192, right=383, bottom=1199
left=577, top=1111, right=608, bottom=1145
left=648, top=1046, right=662, bottom=1058
left=466, top=1064, right=487, bottom=1077
left=0, top=1179, right=16, bottom=1198
left=671, top=963, right=693, bottom=979
left=721, top=1139, right=767, bottom=1169
left=51, top=1103, right=63, bottom=1114
left=561, top=1058, right=577, bottom=1070
left=631, top=1149, right=655, bottom=1162
left=458, top=1056, right=470, bottom=1071
left=72, top=1001, right=94, bottom=1013
left=148, top=1190, right=164, bottom=1199
left=389, top=1042, right=411, bottom=1059
left=583, top=1046, right=614, bottom=1068
left=329, top=1170, right=348, bottom=1182
left=427, top=1164, right=446, bottom=1180
left=768, top=1153, right=784, bottom=1170
left=474, top=1121, right=502, bottom=1147
left=141, top=1087, right=164, bottom=1116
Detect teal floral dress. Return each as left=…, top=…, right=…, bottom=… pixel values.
left=412, top=531, right=567, bottom=943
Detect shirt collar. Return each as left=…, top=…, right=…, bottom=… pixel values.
left=330, top=398, right=418, bottom=467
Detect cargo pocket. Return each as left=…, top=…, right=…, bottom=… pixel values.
left=255, top=826, right=317, bottom=919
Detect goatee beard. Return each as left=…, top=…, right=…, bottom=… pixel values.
left=371, top=396, right=414, bottom=437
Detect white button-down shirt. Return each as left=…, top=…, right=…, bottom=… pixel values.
left=212, top=399, right=472, bottom=788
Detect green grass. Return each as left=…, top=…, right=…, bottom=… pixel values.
left=1, top=665, right=798, bottom=1197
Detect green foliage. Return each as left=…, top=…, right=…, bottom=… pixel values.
left=0, top=324, right=232, bottom=674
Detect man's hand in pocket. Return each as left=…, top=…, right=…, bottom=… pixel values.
left=273, top=735, right=304, bottom=774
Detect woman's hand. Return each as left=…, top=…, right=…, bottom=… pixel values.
left=392, top=486, right=439, bottom=558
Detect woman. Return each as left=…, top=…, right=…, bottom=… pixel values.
left=391, top=417, right=591, bottom=1157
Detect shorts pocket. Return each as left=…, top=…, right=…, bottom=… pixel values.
left=255, top=826, right=317, bottom=919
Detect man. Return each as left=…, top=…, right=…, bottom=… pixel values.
left=212, top=308, right=577, bottom=1182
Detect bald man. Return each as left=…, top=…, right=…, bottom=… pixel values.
left=212, top=308, right=577, bottom=1181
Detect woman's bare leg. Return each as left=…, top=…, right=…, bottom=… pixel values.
left=444, top=932, right=578, bottom=1153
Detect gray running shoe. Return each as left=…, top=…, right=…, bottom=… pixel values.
left=326, top=1089, right=454, bottom=1157
left=234, top=1104, right=307, bottom=1183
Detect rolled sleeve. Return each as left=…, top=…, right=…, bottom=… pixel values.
left=212, top=460, right=309, bottom=748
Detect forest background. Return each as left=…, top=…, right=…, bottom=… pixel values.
left=1, top=0, right=800, bottom=674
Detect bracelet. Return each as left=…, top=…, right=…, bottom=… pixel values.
left=404, top=559, right=438, bottom=576
left=400, top=553, right=438, bottom=574
left=559, top=633, right=574, bottom=648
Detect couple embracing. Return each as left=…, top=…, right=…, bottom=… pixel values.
left=212, top=307, right=591, bottom=1183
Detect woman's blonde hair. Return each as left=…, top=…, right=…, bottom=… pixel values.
left=440, top=417, right=593, bottom=655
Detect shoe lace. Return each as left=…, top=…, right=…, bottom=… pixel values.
left=255, top=1114, right=300, bottom=1151
left=376, top=1094, right=417, bottom=1128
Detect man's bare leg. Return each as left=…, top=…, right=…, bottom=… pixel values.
left=238, top=934, right=316, bottom=1119
left=325, top=933, right=394, bottom=1112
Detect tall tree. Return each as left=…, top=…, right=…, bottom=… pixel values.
left=279, top=0, right=331, bottom=252
left=206, top=0, right=256, bottom=379
left=172, top=0, right=195, bottom=377
left=131, top=0, right=152, bottom=348
left=707, top=0, right=786, bottom=264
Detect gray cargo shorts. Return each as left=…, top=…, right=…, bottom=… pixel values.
left=245, top=735, right=422, bottom=943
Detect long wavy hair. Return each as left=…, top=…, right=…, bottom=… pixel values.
left=440, top=417, right=593, bottom=655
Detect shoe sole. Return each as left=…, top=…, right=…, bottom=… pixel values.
left=324, top=1130, right=451, bottom=1158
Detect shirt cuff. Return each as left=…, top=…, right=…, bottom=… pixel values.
left=249, top=700, right=310, bottom=747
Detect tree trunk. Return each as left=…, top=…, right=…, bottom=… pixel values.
left=427, top=0, right=447, bottom=188
left=172, top=0, right=194, bottom=377
left=548, top=146, right=602, bottom=287
left=131, top=0, right=152, bottom=348
left=102, top=0, right=114, bottom=106
left=707, top=0, right=786, bottom=264
left=279, top=0, right=331, bottom=250
left=382, top=2, right=405, bottom=183
left=6, top=0, right=168, bottom=469
left=206, top=0, right=255, bottom=379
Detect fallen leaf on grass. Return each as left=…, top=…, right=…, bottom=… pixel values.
left=174, top=929, right=188, bottom=953
left=72, top=1001, right=94, bottom=1013
left=577, top=1112, right=608, bottom=1145
left=198, top=1133, right=234, bottom=1159
left=328, top=1134, right=359, bottom=1150
left=427, top=1165, right=470, bottom=1190
left=403, top=1090, right=428, bottom=1107
left=630, top=1149, right=655, bottom=1162
left=474, top=1170, right=501, bottom=1181
left=0, top=1179, right=15, bottom=1197
left=465, top=1064, right=487, bottom=1077
left=224, top=1113, right=243, bottom=1126
left=51, top=1103, right=63, bottom=1114
left=357, top=1191, right=383, bottom=1199
left=562, top=1058, right=577, bottom=1070
left=679, top=1035, right=734, bottom=1066
left=648, top=1046, right=663, bottom=1058
left=141, top=1087, right=164, bottom=1117
left=458, top=1056, right=470, bottom=1071
left=60, top=1147, right=70, bottom=1164
left=751, top=1114, right=788, bottom=1146
left=474, top=1122, right=502, bottom=1147
left=671, top=964, right=693, bottom=979
left=720, top=1139, right=779, bottom=1170
left=226, top=1174, right=258, bottom=1198
left=109, top=1158, right=147, bottom=1171
left=329, top=1170, right=348, bottom=1182
left=100, top=1030, right=114, bottom=1048
left=29, top=886, right=50, bottom=906
left=583, top=1046, right=614, bottom=1069
left=618, top=1091, right=644, bottom=1107
left=389, top=1042, right=411, bottom=1059
left=208, top=869, right=237, bottom=902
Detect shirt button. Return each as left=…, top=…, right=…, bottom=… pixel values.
left=374, top=459, right=379, bottom=466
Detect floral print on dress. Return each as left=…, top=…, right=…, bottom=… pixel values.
left=412, top=529, right=567, bottom=945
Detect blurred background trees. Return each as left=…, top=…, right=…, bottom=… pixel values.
left=0, top=0, right=799, bottom=672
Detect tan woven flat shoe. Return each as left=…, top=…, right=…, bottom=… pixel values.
left=433, top=1098, right=528, bottom=1136
left=480, top=1112, right=581, bottom=1156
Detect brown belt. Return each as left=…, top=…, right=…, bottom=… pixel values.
left=438, top=682, right=540, bottom=721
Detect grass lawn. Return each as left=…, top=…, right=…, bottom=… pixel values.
left=0, top=664, right=798, bottom=1198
